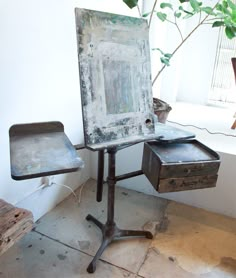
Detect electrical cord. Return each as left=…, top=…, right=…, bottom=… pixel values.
left=167, top=120, right=236, bottom=138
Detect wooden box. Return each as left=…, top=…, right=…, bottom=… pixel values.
left=142, top=140, right=220, bottom=193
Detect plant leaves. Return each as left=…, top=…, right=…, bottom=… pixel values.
left=160, top=57, right=170, bottom=66
left=142, top=12, right=151, bottom=17
left=183, top=13, right=194, bottom=19
left=152, top=48, right=165, bottom=55
left=231, top=10, right=236, bottom=23
left=190, top=0, right=201, bottom=11
left=160, top=2, right=173, bottom=9
left=174, top=11, right=182, bottom=18
left=179, top=6, right=194, bottom=15
left=164, top=53, right=173, bottom=58
left=212, top=21, right=225, bottom=27
left=156, top=12, right=167, bottom=21
left=222, top=0, right=228, bottom=9
left=227, top=0, right=236, bottom=10
left=122, top=0, right=138, bottom=9
left=201, top=6, right=214, bottom=15
left=225, top=26, right=236, bottom=39
left=216, top=3, right=231, bottom=15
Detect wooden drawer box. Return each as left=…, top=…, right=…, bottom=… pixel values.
left=142, top=140, right=220, bottom=193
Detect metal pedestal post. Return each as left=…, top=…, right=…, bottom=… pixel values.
left=86, top=147, right=153, bottom=273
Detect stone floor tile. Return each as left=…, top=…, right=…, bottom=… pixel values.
left=0, top=231, right=135, bottom=278
left=34, top=179, right=168, bottom=273
left=148, top=210, right=236, bottom=277
left=138, top=247, right=197, bottom=278
left=166, top=201, right=236, bottom=233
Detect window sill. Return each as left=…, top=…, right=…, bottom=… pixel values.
left=166, top=102, right=236, bottom=155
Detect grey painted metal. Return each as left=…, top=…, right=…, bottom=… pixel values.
left=9, top=122, right=84, bottom=180
left=85, top=122, right=195, bottom=151
left=75, top=8, right=156, bottom=148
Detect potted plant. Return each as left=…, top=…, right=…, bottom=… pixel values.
left=121, top=0, right=236, bottom=122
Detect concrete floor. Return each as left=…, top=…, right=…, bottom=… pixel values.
left=0, top=179, right=236, bottom=277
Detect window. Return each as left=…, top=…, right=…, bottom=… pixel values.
left=209, top=27, right=236, bottom=105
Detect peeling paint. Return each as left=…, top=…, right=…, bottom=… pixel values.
left=75, top=8, right=155, bottom=147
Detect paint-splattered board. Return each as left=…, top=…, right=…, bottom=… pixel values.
left=9, top=122, right=84, bottom=180
left=75, top=8, right=156, bottom=148
left=85, top=122, right=195, bottom=151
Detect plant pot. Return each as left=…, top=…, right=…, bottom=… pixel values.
left=153, top=98, right=172, bottom=124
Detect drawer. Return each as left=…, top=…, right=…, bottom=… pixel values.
left=142, top=140, right=220, bottom=193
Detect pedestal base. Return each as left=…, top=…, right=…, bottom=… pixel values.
left=86, top=214, right=153, bottom=273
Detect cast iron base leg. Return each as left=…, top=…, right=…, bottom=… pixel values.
left=86, top=214, right=104, bottom=230
left=86, top=213, right=153, bottom=273
left=87, top=237, right=111, bottom=273
left=118, top=229, right=153, bottom=239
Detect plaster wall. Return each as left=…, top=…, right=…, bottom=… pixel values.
left=0, top=0, right=138, bottom=221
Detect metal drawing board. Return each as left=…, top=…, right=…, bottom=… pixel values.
left=75, top=8, right=157, bottom=150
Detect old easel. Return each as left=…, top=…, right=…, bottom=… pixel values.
left=8, top=8, right=220, bottom=274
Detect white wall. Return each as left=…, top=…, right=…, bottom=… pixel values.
left=176, top=23, right=219, bottom=104
left=1, top=0, right=138, bottom=221
left=147, top=0, right=220, bottom=105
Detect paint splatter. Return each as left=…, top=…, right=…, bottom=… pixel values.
left=57, top=254, right=67, bottom=260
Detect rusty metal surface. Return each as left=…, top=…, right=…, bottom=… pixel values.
left=85, top=147, right=152, bottom=273
left=158, top=175, right=218, bottom=193
left=142, top=140, right=220, bottom=193
left=9, top=122, right=84, bottom=180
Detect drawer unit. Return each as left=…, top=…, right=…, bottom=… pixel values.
left=142, top=140, right=220, bottom=193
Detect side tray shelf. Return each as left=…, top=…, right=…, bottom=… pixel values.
left=9, top=121, right=84, bottom=180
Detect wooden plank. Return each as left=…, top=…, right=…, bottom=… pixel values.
left=0, top=199, right=33, bottom=256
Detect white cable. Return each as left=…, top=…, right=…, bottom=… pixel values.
left=77, top=181, right=87, bottom=204
left=51, top=182, right=78, bottom=201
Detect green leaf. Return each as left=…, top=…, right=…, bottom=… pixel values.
left=201, top=7, right=214, bottom=15
left=216, top=3, right=231, bottom=15
left=174, top=11, right=182, bottom=18
left=212, top=21, right=225, bottom=27
left=142, top=12, right=151, bottom=17
left=160, top=2, right=173, bottom=9
left=227, top=0, right=236, bottom=10
left=225, top=26, right=236, bottom=38
left=152, top=48, right=165, bottom=55
left=156, top=12, right=167, bottom=21
left=183, top=13, right=194, bottom=19
left=164, top=53, right=172, bottom=58
left=222, top=0, right=228, bottom=9
left=160, top=57, right=170, bottom=66
left=122, top=0, right=138, bottom=9
left=179, top=0, right=189, bottom=3
left=190, top=0, right=201, bottom=11
left=179, top=6, right=194, bottom=15
left=231, top=10, right=236, bottom=23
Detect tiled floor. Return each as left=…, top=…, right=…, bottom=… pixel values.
left=0, top=179, right=236, bottom=277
